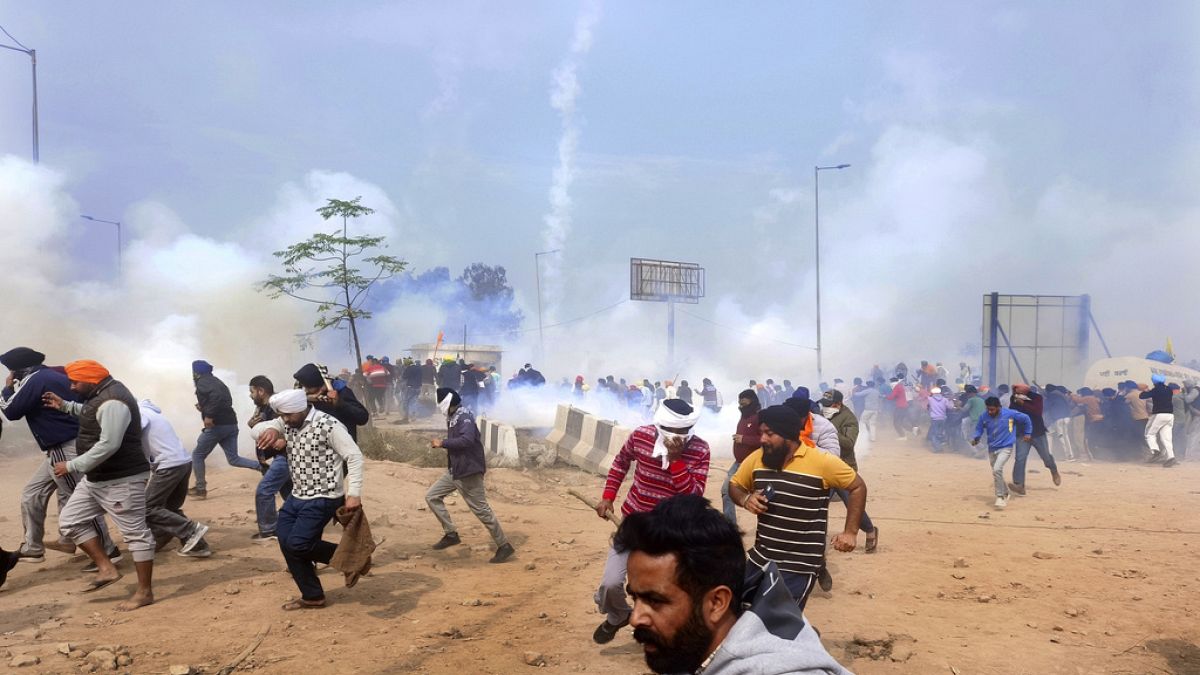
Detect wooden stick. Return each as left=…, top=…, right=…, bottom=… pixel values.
left=567, top=488, right=622, bottom=527
left=218, top=623, right=271, bottom=675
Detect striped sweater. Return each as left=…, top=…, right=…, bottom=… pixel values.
left=602, top=425, right=710, bottom=517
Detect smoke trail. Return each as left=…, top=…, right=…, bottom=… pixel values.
left=539, top=0, right=602, bottom=314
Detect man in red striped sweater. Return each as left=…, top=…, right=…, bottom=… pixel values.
left=592, top=399, right=710, bottom=645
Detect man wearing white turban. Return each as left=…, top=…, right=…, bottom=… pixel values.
left=591, top=398, right=710, bottom=645
left=251, top=388, right=364, bottom=610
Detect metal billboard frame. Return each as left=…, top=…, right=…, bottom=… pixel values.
left=630, top=258, right=706, bottom=370
left=981, top=292, right=1106, bottom=389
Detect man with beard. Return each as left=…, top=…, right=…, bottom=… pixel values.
left=293, top=363, right=370, bottom=441
left=249, top=376, right=290, bottom=541
left=617, top=495, right=850, bottom=675
left=1, top=347, right=117, bottom=566
left=45, top=360, right=156, bottom=610
left=592, top=399, right=710, bottom=645
left=424, top=388, right=514, bottom=563
left=190, top=360, right=260, bottom=499
left=250, top=389, right=364, bottom=610
left=720, top=389, right=762, bottom=524
left=728, top=405, right=866, bottom=612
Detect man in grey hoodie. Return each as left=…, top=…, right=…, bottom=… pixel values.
left=616, top=494, right=851, bottom=675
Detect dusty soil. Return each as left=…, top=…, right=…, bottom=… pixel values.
left=1, top=431, right=1199, bottom=674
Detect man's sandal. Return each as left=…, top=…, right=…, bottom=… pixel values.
left=281, top=598, right=326, bottom=611
left=865, top=528, right=879, bottom=554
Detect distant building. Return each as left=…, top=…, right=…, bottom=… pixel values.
left=408, top=343, right=503, bottom=373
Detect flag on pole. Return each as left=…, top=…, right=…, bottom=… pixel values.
left=1167, top=337, right=1175, bottom=359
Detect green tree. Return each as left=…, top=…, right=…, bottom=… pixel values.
left=260, top=197, right=406, bottom=368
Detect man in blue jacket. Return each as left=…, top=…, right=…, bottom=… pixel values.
left=971, top=396, right=1033, bottom=510
left=0, top=347, right=116, bottom=564
left=425, top=388, right=514, bottom=563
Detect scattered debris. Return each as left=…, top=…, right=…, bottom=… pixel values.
left=523, top=651, right=547, bottom=667
left=953, top=557, right=969, bottom=568
left=1032, top=551, right=1056, bottom=560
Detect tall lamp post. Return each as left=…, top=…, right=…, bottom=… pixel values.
left=534, top=249, right=561, bottom=364
left=0, top=27, right=38, bottom=162
left=814, top=163, right=850, bottom=383
left=81, top=215, right=122, bottom=275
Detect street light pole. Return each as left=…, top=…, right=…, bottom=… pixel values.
left=0, top=34, right=38, bottom=163
left=81, top=215, right=122, bottom=275
left=813, top=163, right=850, bottom=383
left=534, top=249, right=561, bottom=364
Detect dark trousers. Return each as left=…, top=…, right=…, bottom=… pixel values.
left=276, top=496, right=342, bottom=601
left=1013, top=434, right=1057, bottom=485
left=145, top=464, right=197, bottom=545
left=892, top=407, right=909, bottom=436
left=830, top=487, right=874, bottom=533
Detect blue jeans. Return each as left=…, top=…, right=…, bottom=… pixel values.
left=276, top=496, right=342, bottom=601
left=255, top=457, right=292, bottom=535
left=1013, top=434, right=1057, bottom=486
left=928, top=419, right=947, bottom=452
left=192, top=424, right=260, bottom=491
left=719, top=461, right=741, bottom=524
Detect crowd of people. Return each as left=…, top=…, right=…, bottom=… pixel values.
left=3, top=344, right=1197, bottom=674
left=0, top=346, right=514, bottom=614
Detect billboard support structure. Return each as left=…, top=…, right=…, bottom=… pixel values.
left=630, top=258, right=705, bottom=372
left=982, top=292, right=1096, bottom=389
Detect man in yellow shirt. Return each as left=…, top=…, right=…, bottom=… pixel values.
left=728, top=405, right=867, bottom=611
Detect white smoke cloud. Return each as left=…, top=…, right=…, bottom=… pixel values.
left=539, top=0, right=602, bottom=314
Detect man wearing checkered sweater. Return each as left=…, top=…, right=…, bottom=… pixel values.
left=251, top=389, right=364, bottom=610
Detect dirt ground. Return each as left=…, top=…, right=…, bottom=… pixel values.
left=1, top=430, right=1199, bottom=675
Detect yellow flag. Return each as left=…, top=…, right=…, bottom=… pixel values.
left=1166, top=337, right=1175, bottom=359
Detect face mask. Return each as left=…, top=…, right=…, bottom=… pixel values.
left=438, top=395, right=454, bottom=416
left=821, top=406, right=838, bottom=419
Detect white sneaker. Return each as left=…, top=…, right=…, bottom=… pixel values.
left=181, top=523, right=210, bottom=554
left=994, top=496, right=1007, bottom=510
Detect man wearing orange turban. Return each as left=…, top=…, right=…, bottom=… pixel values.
left=45, top=361, right=156, bottom=610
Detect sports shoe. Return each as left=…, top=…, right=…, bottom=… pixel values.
left=44, top=540, right=77, bottom=555
left=177, top=545, right=213, bottom=558
left=431, top=533, right=461, bottom=550
left=994, top=496, right=1007, bottom=510
left=1051, top=469, right=1062, bottom=486
left=181, top=523, right=210, bottom=554
left=16, top=549, right=44, bottom=564
left=817, top=567, right=833, bottom=592
left=1163, top=458, right=1178, bottom=468
left=489, top=543, right=515, bottom=564
left=82, top=549, right=123, bottom=573
left=1145, top=452, right=1163, bottom=464
left=251, top=532, right=277, bottom=541
left=592, top=617, right=629, bottom=645
left=188, top=487, right=207, bottom=499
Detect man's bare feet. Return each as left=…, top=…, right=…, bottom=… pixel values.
left=115, top=590, right=154, bottom=611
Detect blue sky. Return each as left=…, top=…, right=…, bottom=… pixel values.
left=1, top=1, right=1198, bottom=377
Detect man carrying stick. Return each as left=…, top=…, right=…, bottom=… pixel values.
left=592, top=398, right=710, bottom=645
